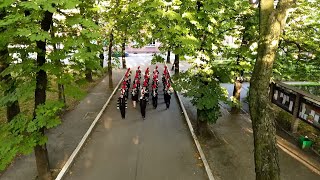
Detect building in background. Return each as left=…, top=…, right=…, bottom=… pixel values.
left=125, top=39, right=161, bottom=53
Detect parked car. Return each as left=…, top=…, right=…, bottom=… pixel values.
left=112, top=51, right=129, bottom=57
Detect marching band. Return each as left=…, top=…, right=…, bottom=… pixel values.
left=117, top=65, right=173, bottom=119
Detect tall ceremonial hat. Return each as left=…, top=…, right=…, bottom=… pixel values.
left=121, top=84, right=126, bottom=90
left=164, top=66, right=168, bottom=73
left=137, top=66, right=141, bottom=73
left=156, top=65, right=158, bottom=69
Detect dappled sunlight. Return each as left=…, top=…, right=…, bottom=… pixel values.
left=222, top=137, right=230, bottom=145
left=103, top=117, right=113, bottom=129
left=242, top=127, right=253, bottom=134
left=271, top=39, right=279, bottom=49
left=84, top=151, right=93, bottom=168
left=86, top=99, right=91, bottom=104
left=132, top=135, right=139, bottom=145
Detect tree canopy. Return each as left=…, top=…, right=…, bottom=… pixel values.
left=1, top=0, right=319, bottom=179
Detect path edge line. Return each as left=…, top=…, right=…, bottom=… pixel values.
left=55, top=74, right=124, bottom=180
left=167, top=65, right=215, bottom=180
left=175, top=92, right=216, bottom=180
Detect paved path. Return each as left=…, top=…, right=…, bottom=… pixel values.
left=65, top=65, right=207, bottom=180
left=180, top=95, right=320, bottom=180
left=0, top=70, right=125, bottom=180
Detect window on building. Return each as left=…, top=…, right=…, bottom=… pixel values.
left=147, top=39, right=156, bottom=47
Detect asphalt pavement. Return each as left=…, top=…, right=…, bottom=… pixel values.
left=64, top=65, right=207, bottom=180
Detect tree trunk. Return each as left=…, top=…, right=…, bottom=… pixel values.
left=121, top=40, right=126, bottom=69
left=7, top=101, right=20, bottom=121
left=84, top=46, right=93, bottom=82
left=0, top=9, right=20, bottom=122
left=108, top=73, right=113, bottom=89
left=231, top=78, right=242, bottom=113
left=249, top=0, right=294, bottom=179
left=108, top=31, right=114, bottom=76
left=0, top=50, right=21, bottom=122
left=196, top=109, right=213, bottom=138
left=50, top=24, right=66, bottom=105
left=99, top=52, right=104, bottom=68
left=34, top=129, right=52, bottom=180
left=34, top=10, right=53, bottom=180
left=166, top=50, right=171, bottom=63
left=174, top=54, right=179, bottom=74
left=85, top=70, right=93, bottom=82
left=108, top=31, right=114, bottom=88
left=58, top=84, right=66, bottom=105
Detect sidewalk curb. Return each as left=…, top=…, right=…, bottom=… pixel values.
left=175, top=92, right=216, bottom=180
left=167, top=66, right=215, bottom=180
left=55, top=75, right=124, bottom=180
left=277, top=139, right=320, bottom=175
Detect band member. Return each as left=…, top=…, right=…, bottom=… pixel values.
left=145, top=67, right=150, bottom=77
left=143, top=81, right=149, bottom=102
left=162, top=75, right=166, bottom=88
left=153, top=65, right=159, bottom=75
left=140, top=88, right=147, bottom=119
left=136, top=66, right=141, bottom=80
left=122, top=81, right=129, bottom=99
left=153, top=74, right=158, bottom=87
left=144, top=74, right=149, bottom=85
left=152, top=84, right=158, bottom=109
left=125, top=68, right=131, bottom=89
left=131, top=84, right=138, bottom=108
left=162, top=66, right=168, bottom=87
left=164, top=83, right=172, bottom=109
left=135, top=79, right=140, bottom=90
left=117, top=89, right=127, bottom=119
